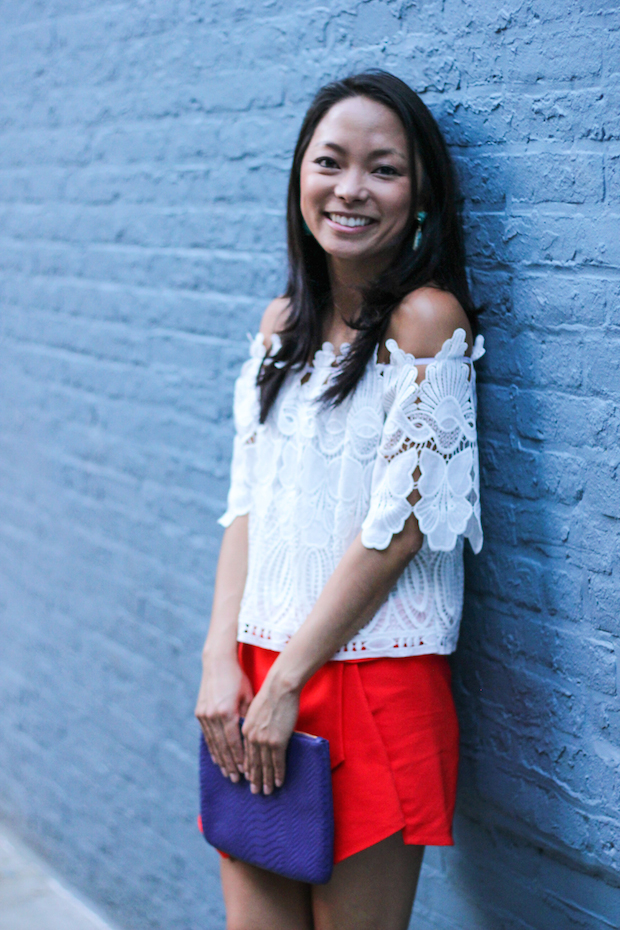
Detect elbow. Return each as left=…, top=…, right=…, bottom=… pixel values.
left=405, top=529, right=424, bottom=560
left=409, top=530, right=424, bottom=558
left=392, top=516, right=424, bottom=563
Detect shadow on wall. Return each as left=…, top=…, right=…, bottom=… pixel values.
left=412, top=106, right=620, bottom=929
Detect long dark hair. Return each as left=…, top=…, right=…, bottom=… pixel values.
left=257, top=70, right=477, bottom=423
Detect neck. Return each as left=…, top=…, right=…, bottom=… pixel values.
left=326, top=252, right=389, bottom=325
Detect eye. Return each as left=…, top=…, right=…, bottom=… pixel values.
left=374, top=165, right=400, bottom=177
left=314, top=156, right=339, bottom=169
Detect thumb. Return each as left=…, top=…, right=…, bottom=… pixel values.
left=239, top=674, right=254, bottom=716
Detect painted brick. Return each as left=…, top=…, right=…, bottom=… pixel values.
left=584, top=333, right=620, bottom=398
left=459, top=153, right=605, bottom=207
left=504, top=27, right=604, bottom=83
left=586, top=571, right=620, bottom=638
left=0, top=3, right=618, bottom=930
left=514, top=389, right=612, bottom=448
left=511, top=273, right=608, bottom=329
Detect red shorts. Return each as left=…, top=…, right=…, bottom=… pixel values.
left=205, top=642, right=459, bottom=864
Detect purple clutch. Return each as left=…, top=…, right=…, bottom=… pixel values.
left=199, top=728, right=334, bottom=884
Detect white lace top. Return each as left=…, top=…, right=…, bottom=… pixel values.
left=219, top=327, right=485, bottom=659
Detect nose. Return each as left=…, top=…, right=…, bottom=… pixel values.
left=333, top=168, right=368, bottom=203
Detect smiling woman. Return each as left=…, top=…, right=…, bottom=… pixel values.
left=195, top=71, right=484, bottom=930
left=301, top=97, right=411, bottom=258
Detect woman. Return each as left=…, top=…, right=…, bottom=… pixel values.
left=195, top=70, right=484, bottom=930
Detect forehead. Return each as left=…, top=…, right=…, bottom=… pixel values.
left=309, top=96, right=408, bottom=154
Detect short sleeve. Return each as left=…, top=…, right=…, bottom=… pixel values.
left=218, top=333, right=269, bottom=528
left=360, top=328, right=485, bottom=553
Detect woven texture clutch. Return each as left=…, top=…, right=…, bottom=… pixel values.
left=199, top=729, right=334, bottom=884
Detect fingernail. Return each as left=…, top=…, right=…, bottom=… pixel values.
left=275, top=779, right=282, bottom=788
left=263, top=785, right=271, bottom=795
left=220, top=767, right=227, bottom=777
left=250, top=784, right=259, bottom=794
left=230, top=773, right=239, bottom=783
left=237, top=763, right=244, bottom=773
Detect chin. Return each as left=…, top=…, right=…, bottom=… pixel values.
left=320, top=235, right=378, bottom=259
left=327, top=247, right=374, bottom=263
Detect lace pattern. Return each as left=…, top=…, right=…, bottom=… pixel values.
left=361, top=329, right=484, bottom=554
left=218, top=334, right=265, bottom=529
left=219, top=328, right=484, bottom=659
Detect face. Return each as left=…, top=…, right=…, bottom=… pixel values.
left=299, top=96, right=412, bottom=269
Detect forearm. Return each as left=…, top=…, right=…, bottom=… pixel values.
left=202, top=514, right=248, bottom=661
left=265, top=513, right=423, bottom=695
left=196, top=515, right=252, bottom=782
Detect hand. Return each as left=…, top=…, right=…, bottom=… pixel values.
left=195, top=653, right=253, bottom=783
left=241, top=673, right=300, bottom=795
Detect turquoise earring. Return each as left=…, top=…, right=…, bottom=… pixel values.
left=412, top=210, right=427, bottom=251
left=302, top=220, right=312, bottom=236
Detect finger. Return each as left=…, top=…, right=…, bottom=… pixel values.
left=222, top=716, right=245, bottom=774
left=272, top=744, right=286, bottom=789
left=205, top=717, right=228, bottom=775
left=239, top=691, right=252, bottom=717
left=241, top=721, right=251, bottom=777
left=210, top=724, right=229, bottom=775
left=245, top=739, right=263, bottom=795
left=240, top=721, right=253, bottom=782
left=200, top=718, right=219, bottom=766
left=196, top=714, right=210, bottom=750
left=260, top=744, right=275, bottom=795
left=212, top=718, right=240, bottom=782
left=239, top=674, right=254, bottom=717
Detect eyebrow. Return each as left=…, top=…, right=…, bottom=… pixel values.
left=318, top=141, right=407, bottom=160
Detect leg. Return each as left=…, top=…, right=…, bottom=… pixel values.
left=312, top=832, right=424, bottom=930
left=220, top=856, right=313, bottom=930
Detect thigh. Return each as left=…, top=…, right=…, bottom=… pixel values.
left=312, top=832, right=424, bottom=930
left=220, top=856, right=313, bottom=930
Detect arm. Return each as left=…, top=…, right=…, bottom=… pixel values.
left=194, top=296, right=290, bottom=780
left=242, top=514, right=422, bottom=794
left=242, top=287, right=473, bottom=794
left=195, top=515, right=253, bottom=782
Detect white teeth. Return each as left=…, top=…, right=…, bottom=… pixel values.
left=328, top=213, right=373, bottom=228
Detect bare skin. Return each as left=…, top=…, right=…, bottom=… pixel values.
left=221, top=833, right=424, bottom=930
left=195, top=95, right=472, bottom=928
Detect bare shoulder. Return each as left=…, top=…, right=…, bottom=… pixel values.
left=385, top=286, right=473, bottom=359
left=259, top=297, right=290, bottom=351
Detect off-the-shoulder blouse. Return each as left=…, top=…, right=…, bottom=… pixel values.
left=219, top=328, right=485, bottom=659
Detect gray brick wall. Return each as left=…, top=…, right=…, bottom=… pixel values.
left=0, top=2, right=618, bottom=928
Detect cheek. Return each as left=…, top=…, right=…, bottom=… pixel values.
left=384, top=186, right=411, bottom=229
left=300, top=173, right=327, bottom=213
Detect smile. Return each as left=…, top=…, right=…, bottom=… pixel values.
left=325, top=212, right=376, bottom=229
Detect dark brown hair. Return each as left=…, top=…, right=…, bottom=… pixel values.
left=258, top=70, right=476, bottom=423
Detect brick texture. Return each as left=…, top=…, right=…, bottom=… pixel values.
left=0, top=2, right=619, bottom=928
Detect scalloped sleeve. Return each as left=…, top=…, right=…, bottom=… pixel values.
left=360, top=330, right=484, bottom=554
left=218, top=334, right=266, bottom=528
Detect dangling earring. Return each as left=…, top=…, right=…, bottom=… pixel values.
left=412, top=210, right=427, bottom=251
left=302, top=220, right=312, bottom=236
